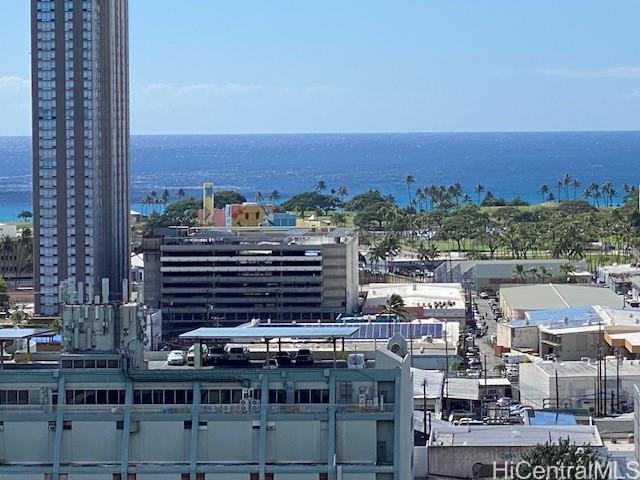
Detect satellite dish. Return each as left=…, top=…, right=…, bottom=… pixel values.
left=387, top=332, right=408, bottom=357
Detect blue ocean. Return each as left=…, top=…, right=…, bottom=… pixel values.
left=0, top=131, right=639, bottom=221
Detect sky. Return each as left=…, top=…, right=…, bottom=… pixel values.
left=1, top=0, right=639, bottom=135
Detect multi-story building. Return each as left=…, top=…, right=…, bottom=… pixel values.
left=142, top=227, right=359, bottom=337
left=0, top=303, right=413, bottom=480
left=31, top=0, right=130, bottom=315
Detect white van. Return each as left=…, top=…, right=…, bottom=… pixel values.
left=225, top=345, right=249, bottom=363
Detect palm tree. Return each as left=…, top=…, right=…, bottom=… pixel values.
left=331, top=212, right=347, bottom=226
left=560, top=263, right=575, bottom=282
left=587, top=183, right=600, bottom=207
left=368, top=244, right=386, bottom=274
left=571, top=178, right=580, bottom=200
left=512, top=264, right=526, bottom=281
left=538, top=185, right=549, bottom=203
left=255, top=191, right=264, bottom=204
left=269, top=189, right=281, bottom=204
left=336, top=185, right=348, bottom=203
left=462, top=194, right=472, bottom=204
left=177, top=188, right=186, bottom=199
left=562, top=174, right=572, bottom=200
left=382, top=293, right=409, bottom=320
left=15, top=228, right=32, bottom=288
left=556, top=181, right=563, bottom=202
left=160, top=189, right=170, bottom=211
left=601, top=181, right=614, bottom=207
left=0, top=235, right=13, bottom=278
left=451, top=182, right=463, bottom=205
left=17, top=210, right=32, bottom=222
left=148, top=190, right=159, bottom=213
left=474, top=184, right=485, bottom=206
left=405, top=175, right=415, bottom=206
left=537, top=266, right=551, bottom=284
left=315, top=179, right=327, bottom=193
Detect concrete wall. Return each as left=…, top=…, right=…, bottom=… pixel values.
left=428, top=446, right=528, bottom=478
left=336, top=419, right=377, bottom=463
left=0, top=421, right=52, bottom=463
left=518, top=363, right=552, bottom=409
left=512, top=326, right=539, bottom=351
left=62, top=421, right=119, bottom=463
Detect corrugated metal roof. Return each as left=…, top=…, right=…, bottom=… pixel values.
left=179, top=326, right=359, bottom=340
left=500, top=284, right=621, bottom=311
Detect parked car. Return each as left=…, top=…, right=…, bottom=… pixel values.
left=272, top=351, right=292, bottom=367
left=294, top=348, right=313, bottom=366
left=225, top=345, right=249, bottom=363
left=263, top=358, right=279, bottom=369
left=167, top=350, right=186, bottom=366
left=466, top=369, right=480, bottom=378
left=208, top=344, right=226, bottom=364
left=479, top=292, right=489, bottom=299
left=186, top=344, right=209, bottom=366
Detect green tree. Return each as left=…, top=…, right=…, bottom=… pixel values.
left=474, top=184, right=485, bottom=206
left=281, top=192, right=340, bottom=216
left=315, top=179, right=327, bottom=193
left=343, top=190, right=395, bottom=212
left=515, top=439, right=608, bottom=480
left=15, top=227, right=33, bottom=288
left=382, top=294, right=409, bottom=319
left=0, top=276, right=9, bottom=309
left=144, top=197, right=201, bottom=233
left=330, top=212, right=347, bottom=226
left=17, top=210, right=33, bottom=222
left=539, top=184, right=549, bottom=203
left=405, top=175, right=415, bottom=206
left=560, top=263, right=576, bottom=282
left=269, top=189, right=281, bottom=204
left=213, top=190, right=247, bottom=209
left=513, top=264, right=526, bottom=280
left=176, top=188, right=186, bottom=199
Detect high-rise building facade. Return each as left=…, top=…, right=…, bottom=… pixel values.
left=31, top=0, right=130, bottom=314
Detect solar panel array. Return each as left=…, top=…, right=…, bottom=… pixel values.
left=273, top=322, right=444, bottom=340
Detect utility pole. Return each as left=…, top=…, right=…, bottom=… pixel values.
left=483, top=353, right=488, bottom=419
left=423, top=380, right=427, bottom=439
left=444, top=318, right=449, bottom=415
left=555, top=369, right=559, bottom=410
left=616, top=347, right=621, bottom=413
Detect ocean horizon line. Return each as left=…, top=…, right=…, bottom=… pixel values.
left=1, top=129, right=640, bottom=139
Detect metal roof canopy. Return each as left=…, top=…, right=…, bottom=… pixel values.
left=0, top=328, right=55, bottom=340
left=180, top=326, right=360, bottom=342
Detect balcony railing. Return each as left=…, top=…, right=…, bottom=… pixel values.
left=0, top=402, right=395, bottom=416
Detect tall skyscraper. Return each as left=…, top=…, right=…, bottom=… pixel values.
left=31, top=0, right=130, bottom=315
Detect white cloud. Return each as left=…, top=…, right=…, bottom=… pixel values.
left=0, top=75, right=29, bottom=90
left=614, top=90, right=640, bottom=100
left=540, top=66, right=640, bottom=79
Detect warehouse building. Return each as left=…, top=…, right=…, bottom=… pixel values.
left=142, top=227, right=359, bottom=337
left=434, top=259, right=586, bottom=295
left=426, top=424, right=602, bottom=479
left=497, top=305, right=640, bottom=360
left=498, top=284, right=623, bottom=320
left=519, top=358, right=640, bottom=412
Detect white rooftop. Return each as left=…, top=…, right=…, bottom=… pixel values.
left=430, top=425, right=602, bottom=447
left=523, top=358, right=640, bottom=378
left=364, top=283, right=465, bottom=309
